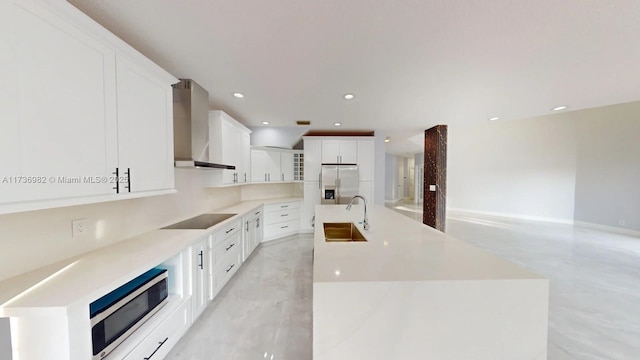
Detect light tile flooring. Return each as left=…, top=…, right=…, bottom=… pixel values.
left=165, top=235, right=314, bottom=360
left=388, top=199, right=640, bottom=360
left=167, top=201, right=640, bottom=360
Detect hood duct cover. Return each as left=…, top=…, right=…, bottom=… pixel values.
left=172, top=79, right=235, bottom=170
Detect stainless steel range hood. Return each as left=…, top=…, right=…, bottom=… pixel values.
left=172, top=79, right=235, bottom=170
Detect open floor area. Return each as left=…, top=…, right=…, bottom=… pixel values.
left=165, top=205, right=640, bottom=360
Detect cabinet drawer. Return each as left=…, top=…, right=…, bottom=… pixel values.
left=210, top=232, right=240, bottom=271
left=124, top=300, right=191, bottom=360
left=210, top=219, right=242, bottom=247
left=264, top=219, right=299, bottom=240
left=264, top=208, right=300, bottom=224
left=264, top=201, right=300, bottom=212
left=210, top=247, right=241, bottom=298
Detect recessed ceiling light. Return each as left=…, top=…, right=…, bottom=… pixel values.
left=233, top=92, right=244, bottom=98
left=489, top=117, right=499, bottom=121
left=384, top=137, right=391, bottom=143
left=343, top=94, right=354, bottom=100
left=261, top=121, right=270, bottom=125
left=333, top=122, right=342, bottom=127
left=552, top=105, right=567, bottom=111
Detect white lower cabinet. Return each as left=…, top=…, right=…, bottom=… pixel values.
left=208, top=220, right=242, bottom=300
left=191, top=236, right=210, bottom=321
left=301, top=182, right=321, bottom=233
left=123, top=299, right=191, bottom=360
left=242, top=207, right=263, bottom=262
left=263, top=201, right=300, bottom=241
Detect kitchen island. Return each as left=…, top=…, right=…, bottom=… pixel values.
left=313, top=205, right=548, bottom=360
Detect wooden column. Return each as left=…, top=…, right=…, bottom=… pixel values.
left=423, top=125, right=447, bottom=232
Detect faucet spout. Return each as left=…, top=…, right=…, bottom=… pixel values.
left=346, top=195, right=369, bottom=230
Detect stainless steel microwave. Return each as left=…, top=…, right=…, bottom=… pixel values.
left=90, top=268, right=168, bottom=359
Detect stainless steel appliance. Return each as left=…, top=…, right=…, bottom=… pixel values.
left=320, top=164, right=359, bottom=204
left=90, top=268, right=168, bottom=360
left=172, top=79, right=235, bottom=169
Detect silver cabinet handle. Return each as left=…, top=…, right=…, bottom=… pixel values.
left=280, top=225, right=288, bottom=229
left=225, top=243, right=235, bottom=251
left=226, top=227, right=235, bottom=234
left=225, top=264, right=235, bottom=273
left=198, top=251, right=203, bottom=270
left=281, top=214, right=289, bottom=217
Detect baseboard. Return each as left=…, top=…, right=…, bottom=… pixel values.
left=447, top=208, right=574, bottom=225
left=574, top=221, right=640, bottom=237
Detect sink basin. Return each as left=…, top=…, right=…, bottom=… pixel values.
left=162, top=213, right=236, bottom=229
left=323, top=223, right=367, bottom=242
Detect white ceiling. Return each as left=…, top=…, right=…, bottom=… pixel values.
left=68, top=0, right=640, bottom=154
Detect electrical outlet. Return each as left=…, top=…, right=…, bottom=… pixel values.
left=72, top=219, right=88, bottom=237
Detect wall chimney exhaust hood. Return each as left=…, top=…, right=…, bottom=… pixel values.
left=172, top=79, right=236, bottom=170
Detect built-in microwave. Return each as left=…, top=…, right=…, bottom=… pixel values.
left=90, top=268, right=169, bottom=359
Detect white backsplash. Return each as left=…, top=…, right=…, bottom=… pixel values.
left=240, top=182, right=302, bottom=201
left=0, top=169, right=241, bottom=282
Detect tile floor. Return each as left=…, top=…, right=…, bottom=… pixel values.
left=165, top=235, right=314, bottom=360
left=167, top=201, right=640, bottom=360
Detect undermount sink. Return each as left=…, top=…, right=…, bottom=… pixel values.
left=323, top=223, right=367, bottom=242
left=162, top=213, right=236, bottom=229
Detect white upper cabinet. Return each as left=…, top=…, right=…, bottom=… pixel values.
left=209, top=111, right=252, bottom=185
left=357, top=140, right=375, bottom=181
left=250, top=148, right=296, bottom=183
left=0, top=0, right=177, bottom=214
left=280, top=152, right=294, bottom=181
left=303, top=138, right=322, bottom=182
left=321, top=139, right=357, bottom=163
left=0, top=0, right=118, bottom=205
left=116, top=54, right=174, bottom=193
left=250, top=149, right=268, bottom=182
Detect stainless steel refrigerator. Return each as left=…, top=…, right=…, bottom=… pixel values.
left=320, top=164, right=359, bottom=204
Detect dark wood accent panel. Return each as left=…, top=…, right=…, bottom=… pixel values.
left=303, top=130, right=375, bottom=137
left=423, top=125, right=447, bottom=232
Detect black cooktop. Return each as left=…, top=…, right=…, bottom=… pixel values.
left=162, top=213, right=236, bottom=229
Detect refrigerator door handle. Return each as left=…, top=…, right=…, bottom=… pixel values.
left=335, top=178, right=340, bottom=204
left=318, top=173, right=321, bottom=189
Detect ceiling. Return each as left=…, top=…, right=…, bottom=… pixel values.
left=67, top=0, right=640, bottom=154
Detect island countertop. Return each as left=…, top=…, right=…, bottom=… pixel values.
left=313, top=204, right=543, bottom=283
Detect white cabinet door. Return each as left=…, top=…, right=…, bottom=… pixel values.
left=357, top=140, right=375, bottom=181
left=321, top=139, right=357, bottom=164
left=220, top=119, right=238, bottom=184
left=256, top=213, right=264, bottom=245
left=238, top=130, right=251, bottom=183
left=0, top=0, right=118, bottom=204
left=116, top=55, right=174, bottom=193
left=192, top=237, right=209, bottom=321
left=304, top=138, right=322, bottom=183
left=302, top=181, right=321, bottom=232
left=321, top=140, right=340, bottom=163
left=339, top=140, right=358, bottom=164
left=266, top=150, right=281, bottom=182
left=251, top=149, right=267, bottom=182
left=281, top=152, right=294, bottom=181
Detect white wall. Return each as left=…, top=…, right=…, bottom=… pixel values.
left=0, top=169, right=242, bottom=282
left=573, top=102, right=640, bottom=231
left=249, top=126, right=307, bottom=148
left=240, top=182, right=303, bottom=201
left=373, top=131, right=386, bottom=205
left=448, top=114, right=578, bottom=223
left=385, top=154, right=399, bottom=201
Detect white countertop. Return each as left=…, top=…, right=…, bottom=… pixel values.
left=0, top=197, right=301, bottom=317
left=313, top=205, right=543, bottom=283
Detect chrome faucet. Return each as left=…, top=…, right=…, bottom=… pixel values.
left=346, top=195, right=369, bottom=230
